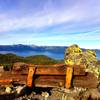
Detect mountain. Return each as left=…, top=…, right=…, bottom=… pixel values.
left=0, top=44, right=34, bottom=52
left=0, top=44, right=99, bottom=60
left=0, top=44, right=66, bottom=53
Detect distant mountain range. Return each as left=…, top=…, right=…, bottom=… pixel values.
left=0, top=44, right=100, bottom=60
left=0, top=44, right=66, bottom=53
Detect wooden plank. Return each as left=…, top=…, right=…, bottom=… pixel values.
left=0, top=72, right=98, bottom=88
left=34, top=73, right=98, bottom=88
left=0, top=72, right=27, bottom=85
left=29, top=64, right=65, bottom=67
left=34, top=76, right=65, bottom=87
left=0, top=79, right=13, bottom=86
left=17, top=64, right=85, bottom=75
left=73, top=73, right=98, bottom=88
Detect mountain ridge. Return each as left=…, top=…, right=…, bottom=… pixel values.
left=0, top=44, right=99, bottom=60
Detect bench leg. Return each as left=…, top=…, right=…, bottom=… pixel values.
left=27, top=66, right=36, bottom=87
left=65, top=67, right=73, bottom=89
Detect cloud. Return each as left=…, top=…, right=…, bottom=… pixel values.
left=74, top=30, right=100, bottom=40
left=0, top=0, right=100, bottom=33
left=0, top=0, right=100, bottom=48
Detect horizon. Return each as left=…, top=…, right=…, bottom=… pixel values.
left=0, top=44, right=100, bottom=50
left=0, top=0, right=100, bottom=49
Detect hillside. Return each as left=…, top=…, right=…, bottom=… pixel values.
left=0, top=53, right=25, bottom=64
left=0, top=53, right=64, bottom=66
left=26, top=55, right=63, bottom=64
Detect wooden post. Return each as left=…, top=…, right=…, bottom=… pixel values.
left=27, top=66, right=36, bottom=87
left=65, top=65, right=73, bottom=89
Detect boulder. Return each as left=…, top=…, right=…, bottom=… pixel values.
left=64, top=44, right=100, bottom=79
left=5, top=87, right=12, bottom=93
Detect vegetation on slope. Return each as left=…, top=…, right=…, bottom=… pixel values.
left=26, top=55, right=62, bottom=64
left=0, top=53, right=64, bottom=69
left=0, top=53, right=25, bottom=64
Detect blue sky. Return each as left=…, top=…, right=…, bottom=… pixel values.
left=0, top=0, right=100, bottom=49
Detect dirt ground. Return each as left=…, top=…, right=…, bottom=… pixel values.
left=0, top=86, right=100, bottom=100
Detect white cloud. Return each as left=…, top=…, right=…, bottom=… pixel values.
left=0, top=0, right=100, bottom=49
left=0, top=0, right=100, bottom=33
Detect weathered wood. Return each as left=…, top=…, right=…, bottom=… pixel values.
left=34, top=76, right=65, bottom=87
left=29, top=64, right=65, bottom=67
left=73, top=73, right=98, bottom=88
left=35, top=66, right=85, bottom=75
left=0, top=64, right=98, bottom=88
left=0, top=79, right=13, bottom=85
left=65, top=67, right=73, bottom=89
left=0, top=72, right=27, bottom=85
left=33, top=73, right=98, bottom=88
left=27, top=67, right=36, bottom=87
left=30, top=74, right=99, bottom=88
left=0, top=72, right=98, bottom=88
left=15, top=64, right=85, bottom=75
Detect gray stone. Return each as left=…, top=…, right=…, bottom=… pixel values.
left=5, top=87, right=12, bottom=93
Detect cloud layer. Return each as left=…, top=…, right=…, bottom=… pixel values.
left=0, top=0, right=100, bottom=49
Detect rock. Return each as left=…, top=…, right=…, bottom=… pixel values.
left=5, top=86, right=12, bottom=93
left=66, top=96, right=75, bottom=100
left=90, top=89, right=100, bottom=99
left=63, top=88, right=71, bottom=93
left=97, top=83, right=100, bottom=92
left=64, top=44, right=100, bottom=79
left=79, top=88, right=100, bottom=100
left=41, top=92, right=49, bottom=100
left=15, top=85, right=27, bottom=95
left=64, top=44, right=97, bottom=66
left=0, top=86, right=5, bottom=93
